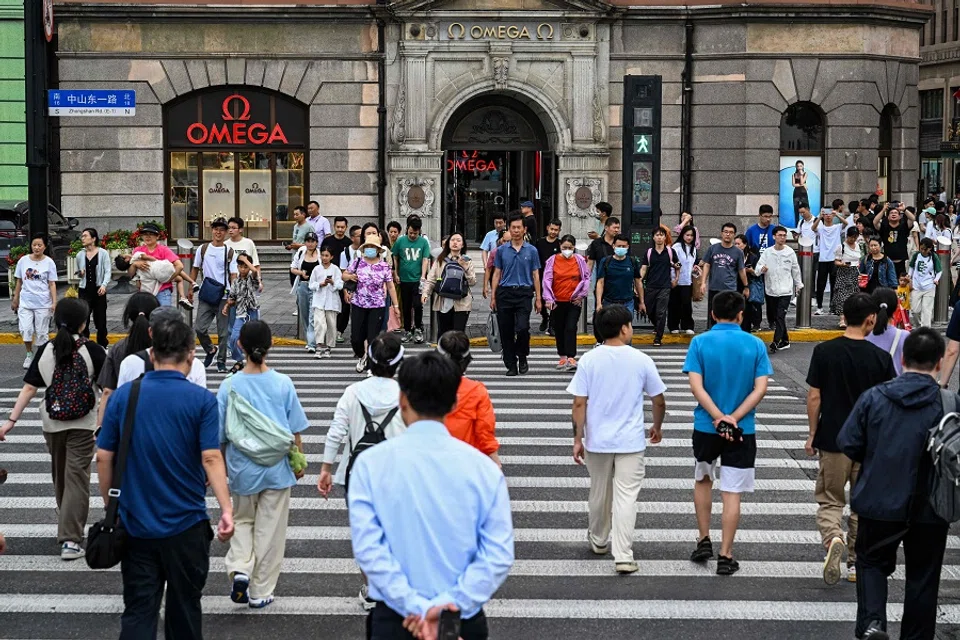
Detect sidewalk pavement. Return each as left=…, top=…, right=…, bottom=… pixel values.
left=0, top=273, right=862, bottom=344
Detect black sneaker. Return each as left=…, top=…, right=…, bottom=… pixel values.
left=716, top=555, right=740, bottom=575
left=652, top=339, right=662, bottom=347
left=505, top=368, right=519, bottom=377
left=539, top=318, right=549, bottom=332
left=690, top=536, right=713, bottom=563
left=862, top=621, right=889, bottom=639
left=518, top=358, right=529, bottom=375
left=546, top=326, right=555, bottom=337
left=217, top=362, right=227, bottom=373
left=769, top=342, right=779, bottom=354
left=230, top=573, right=250, bottom=604
left=777, top=342, right=791, bottom=351
left=203, top=349, right=217, bottom=368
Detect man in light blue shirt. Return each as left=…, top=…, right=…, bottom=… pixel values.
left=491, top=213, right=543, bottom=376
left=683, top=290, right=772, bottom=577
left=480, top=212, right=507, bottom=267
left=349, top=352, right=514, bottom=639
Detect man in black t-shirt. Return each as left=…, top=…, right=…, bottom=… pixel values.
left=586, top=217, right=620, bottom=339
left=639, top=227, right=679, bottom=346
left=534, top=219, right=562, bottom=333
left=872, top=204, right=915, bottom=277
left=805, top=293, right=897, bottom=586
left=521, top=200, right=537, bottom=242
left=319, top=216, right=352, bottom=338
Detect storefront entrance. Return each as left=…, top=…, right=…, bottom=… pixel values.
left=441, top=96, right=553, bottom=244
left=164, top=87, right=308, bottom=241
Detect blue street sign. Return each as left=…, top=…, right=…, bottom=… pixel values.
left=47, top=90, right=136, bottom=117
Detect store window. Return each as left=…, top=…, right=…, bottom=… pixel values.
left=877, top=104, right=899, bottom=199
left=779, top=102, right=824, bottom=228
left=164, top=87, right=308, bottom=241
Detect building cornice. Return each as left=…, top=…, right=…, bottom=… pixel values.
left=55, top=3, right=374, bottom=22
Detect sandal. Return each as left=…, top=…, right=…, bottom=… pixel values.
left=716, top=555, right=740, bottom=575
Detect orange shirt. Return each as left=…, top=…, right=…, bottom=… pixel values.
left=443, top=377, right=499, bottom=455
left=552, top=255, right=581, bottom=302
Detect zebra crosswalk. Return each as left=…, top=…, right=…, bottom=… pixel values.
left=0, top=344, right=957, bottom=639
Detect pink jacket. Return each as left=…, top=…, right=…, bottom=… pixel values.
left=542, top=253, right=590, bottom=305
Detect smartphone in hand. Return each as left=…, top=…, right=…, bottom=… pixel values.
left=438, top=610, right=461, bottom=640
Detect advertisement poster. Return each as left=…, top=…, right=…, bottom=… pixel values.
left=778, top=156, right=821, bottom=230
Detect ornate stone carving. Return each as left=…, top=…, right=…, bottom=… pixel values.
left=493, top=57, right=509, bottom=90
left=565, top=178, right=602, bottom=218
left=392, top=70, right=406, bottom=144
left=398, top=177, right=436, bottom=217
left=592, top=87, right=604, bottom=143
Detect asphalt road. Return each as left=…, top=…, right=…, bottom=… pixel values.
left=0, top=340, right=959, bottom=639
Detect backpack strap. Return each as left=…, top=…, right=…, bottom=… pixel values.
left=136, top=349, right=154, bottom=373
left=359, top=402, right=398, bottom=437
left=942, top=388, right=957, bottom=418
left=889, top=329, right=903, bottom=357
left=198, top=243, right=208, bottom=274
left=77, top=342, right=94, bottom=378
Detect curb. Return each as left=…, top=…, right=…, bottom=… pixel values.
left=0, top=328, right=844, bottom=348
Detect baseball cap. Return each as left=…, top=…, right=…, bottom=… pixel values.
left=148, top=305, right=184, bottom=328
left=304, top=231, right=319, bottom=243
left=140, top=223, right=161, bottom=235
left=520, top=200, right=534, bottom=209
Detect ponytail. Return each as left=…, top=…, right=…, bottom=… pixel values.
left=239, top=320, right=272, bottom=365
left=122, top=292, right=160, bottom=355
left=437, top=330, right=473, bottom=374
left=52, top=298, right=89, bottom=368
left=871, top=288, right=898, bottom=336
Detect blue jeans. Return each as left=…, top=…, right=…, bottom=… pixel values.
left=229, top=309, right=259, bottom=362
left=603, top=298, right=634, bottom=314
left=296, top=282, right=315, bottom=348
left=155, top=288, right=173, bottom=307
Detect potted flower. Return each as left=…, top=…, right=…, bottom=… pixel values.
left=129, top=220, right=169, bottom=247
left=6, top=243, right=28, bottom=287
left=65, top=239, right=83, bottom=282
left=100, top=229, right=132, bottom=259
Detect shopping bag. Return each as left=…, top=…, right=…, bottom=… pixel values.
left=387, top=305, right=402, bottom=332
left=691, top=266, right=704, bottom=302
left=486, top=313, right=502, bottom=353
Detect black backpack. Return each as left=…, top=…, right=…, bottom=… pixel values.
left=135, top=350, right=154, bottom=373
left=344, top=403, right=398, bottom=492
left=436, top=260, right=470, bottom=299
left=927, top=390, right=960, bottom=522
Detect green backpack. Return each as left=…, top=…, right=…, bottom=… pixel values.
left=224, top=377, right=295, bottom=467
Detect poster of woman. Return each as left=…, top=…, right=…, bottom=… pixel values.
left=778, top=156, right=821, bottom=229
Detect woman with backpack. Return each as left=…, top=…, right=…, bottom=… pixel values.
left=217, top=320, right=309, bottom=609
left=421, top=232, right=477, bottom=336
left=317, top=332, right=406, bottom=610
left=0, top=298, right=106, bottom=561
left=542, top=234, right=589, bottom=371
left=437, top=330, right=501, bottom=467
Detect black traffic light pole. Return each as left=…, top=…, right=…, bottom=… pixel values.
left=24, top=0, right=49, bottom=239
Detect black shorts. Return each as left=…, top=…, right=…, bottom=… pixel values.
left=692, top=431, right=757, bottom=493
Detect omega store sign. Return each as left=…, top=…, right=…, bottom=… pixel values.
left=440, top=21, right=558, bottom=41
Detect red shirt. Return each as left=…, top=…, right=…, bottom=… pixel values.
left=551, top=255, right=581, bottom=302
left=137, top=244, right=178, bottom=292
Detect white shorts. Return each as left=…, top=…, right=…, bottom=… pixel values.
left=18, top=307, right=52, bottom=345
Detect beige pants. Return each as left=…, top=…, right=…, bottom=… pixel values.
left=43, top=429, right=96, bottom=544
left=911, top=288, right=935, bottom=328
left=313, top=308, right=339, bottom=349
left=224, top=488, right=292, bottom=599
left=815, top=451, right=860, bottom=562
left=584, top=450, right=646, bottom=563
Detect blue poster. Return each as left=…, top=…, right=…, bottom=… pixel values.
left=778, top=156, right=821, bottom=230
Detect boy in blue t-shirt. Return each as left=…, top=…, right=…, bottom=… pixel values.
left=682, top=290, right=773, bottom=576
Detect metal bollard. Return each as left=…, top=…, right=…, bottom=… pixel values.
left=936, top=238, right=952, bottom=325
left=176, top=238, right=194, bottom=327
left=578, top=299, right=588, bottom=334
left=429, top=308, right=438, bottom=344
left=796, top=236, right=814, bottom=329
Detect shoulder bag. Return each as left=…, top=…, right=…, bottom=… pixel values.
left=198, top=244, right=230, bottom=305
left=224, top=377, right=295, bottom=467
left=86, top=377, right=142, bottom=569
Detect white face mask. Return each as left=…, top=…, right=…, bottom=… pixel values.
left=561, top=249, right=574, bottom=259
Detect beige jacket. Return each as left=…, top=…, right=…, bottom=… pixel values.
left=421, top=256, right=477, bottom=312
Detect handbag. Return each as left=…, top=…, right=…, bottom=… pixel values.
left=691, top=265, right=704, bottom=302
left=224, top=377, right=295, bottom=467
left=486, top=312, right=502, bottom=353
left=198, top=244, right=228, bottom=305
left=85, top=377, right=142, bottom=570
left=343, top=257, right=360, bottom=293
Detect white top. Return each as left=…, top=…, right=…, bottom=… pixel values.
left=756, top=245, right=803, bottom=297
left=909, top=253, right=940, bottom=291
left=340, top=246, right=362, bottom=270
left=834, top=241, right=861, bottom=267
left=117, top=349, right=208, bottom=388
left=225, top=237, right=260, bottom=266
left=194, top=243, right=238, bottom=297
left=816, top=220, right=849, bottom=263
left=925, top=221, right=953, bottom=244
left=308, top=263, right=344, bottom=311
left=795, top=216, right=818, bottom=252
left=566, top=345, right=667, bottom=454
left=672, top=242, right=697, bottom=286
left=15, top=255, right=57, bottom=309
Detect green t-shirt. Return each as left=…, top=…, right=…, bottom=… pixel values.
left=291, top=222, right=312, bottom=244
left=392, top=235, right=431, bottom=282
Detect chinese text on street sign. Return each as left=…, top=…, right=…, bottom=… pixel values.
left=48, top=90, right=136, bottom=117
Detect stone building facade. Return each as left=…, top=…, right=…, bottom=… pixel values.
left=53, top=0, right=927, bottom=246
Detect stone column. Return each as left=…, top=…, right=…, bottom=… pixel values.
left=405, top=50, right=428, bottom=145
left=572, top=54, right=596, bottom=143
left=387, top=151, right=443, bottom=243
left=557, top=151, right=610, bottom=242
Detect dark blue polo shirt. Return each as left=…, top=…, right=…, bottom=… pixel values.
left=494, top=241, right=540, bottom=287
left=97, top=370, right=220, bottom=539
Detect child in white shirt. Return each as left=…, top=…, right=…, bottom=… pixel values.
left=308, top=246, right=344, bottom=358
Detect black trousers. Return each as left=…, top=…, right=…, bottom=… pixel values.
left=893, top=259, right=907, bottom=278
left=815, top=261, right=836, bottom=309
left=668, top=284, right=694, bottom=331
left=645, top=287, right=670, bottom=340
left=337, top=290, right=350, bottom=333
left=495, top=286, right=533, bottom=369
left=741, top=301, right=762, bottom=332
left=551, top=301, right=579, bottom=358
left=120, top=519, right=212, bottom=640
left=399, top=281, right=423, bottom=331
left=351, top=306, right=385, bottom=357
left=79, top=288, right=108, bottom=347
left=764, top=287, right=780, bottom=330
left=855, top=517, right=949, bottom=639
left=769, top=295, right=791, bottom=345
left=367, top=602, right=489, bottom=640
left=436, top=309, right=469, bottom=337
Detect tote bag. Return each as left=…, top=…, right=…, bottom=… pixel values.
left=224, top=378, right=295, bottom=467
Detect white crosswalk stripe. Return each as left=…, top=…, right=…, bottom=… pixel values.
left=0, top=344, right=946, bottom=638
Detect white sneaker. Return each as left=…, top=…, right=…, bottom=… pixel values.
left=356, top=355, right=367, bottom=373
left=670, top=330, right=679, bottom=334
left=823, top=536, right=844, bottom=585
left=22, top=352, right=32, bottom=369
left=685, top=329, right=695, bottom=335
left=61, top=541, right=84, bottom=561
left=292, top=309, right=298, bottom=317
left=847, top=563, right=857, bottom=583
left=814, top=307, right=825, bottom=316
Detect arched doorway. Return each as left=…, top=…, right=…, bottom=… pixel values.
left=778, top=101, right=825, bottom=228
left=441, top=95, right=553, bottom=243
